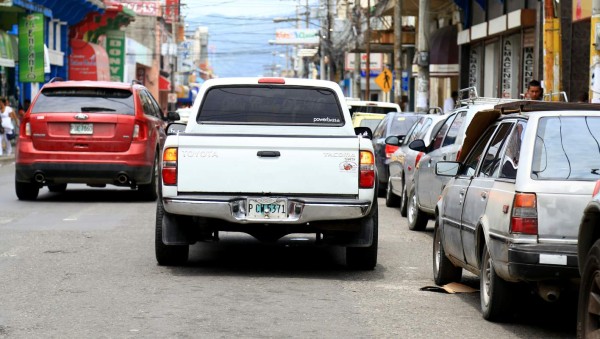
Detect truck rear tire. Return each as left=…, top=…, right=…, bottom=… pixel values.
left=346, top=203, right=378, bottom=270
left=155, top=200, right=189, bottom=266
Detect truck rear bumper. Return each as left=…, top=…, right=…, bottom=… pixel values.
left=162, top=196, right=372, bottom=224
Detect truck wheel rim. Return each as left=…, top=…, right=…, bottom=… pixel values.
left=585, top=270, right=600, bottom=334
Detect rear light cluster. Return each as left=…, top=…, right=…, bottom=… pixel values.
left=510, top=193, right=538, bottom=235
left=359, top=150, right=375, bottom=188
left=593, top=180, right=600, bottom=196
left=384, top=144, right=398, bottom=159
left=415, top=151, right=424, bottom=168
left=133, top=120, right=147, bottom=140
left=162, top=147, right=178, bottom=185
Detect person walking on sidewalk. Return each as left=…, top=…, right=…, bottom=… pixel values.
left=0, top=98, right=15, bottom=156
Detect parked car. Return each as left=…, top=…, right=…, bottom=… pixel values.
left=433, top=100, right=600, bottom=321
left=15, top=79, right=174, bottom=201
left=352, top=112, right=386, bottom=132
left=371, top=112, right=420, bottom=195
left=346, top=98, right=401, bottom=117
left=385, top=113, right=448, bottom=212
left=406, top=92, right=520, bottom=230
left=577, top=181, right=600, bottom=337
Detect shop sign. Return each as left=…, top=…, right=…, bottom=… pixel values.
left=345, top=53, right=383, bottom=71
left=522, top=47, right=534, bottom=93
left=468, top=48, right=479, bottom=88
left=165, top=0, right=179, bottom=23
left=19, top=13, right=44, bottom=83
left=69, top=40, right=110, bottom=81
left=106, top=30, right=125, bottom=82
left=270, top=29, right=319, bottom=45
left=121, top=1, right=161, bottom=16
left=501, top=39, right=513, bottom=99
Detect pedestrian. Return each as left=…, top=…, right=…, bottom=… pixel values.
left=525, top=80, right=544, bottom=100
left=443, top=90, right=458, bottom=113
left=0, top=98, right=15, bottom=155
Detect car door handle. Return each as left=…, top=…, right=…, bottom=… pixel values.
left=257, top=151, right=280, bottom=157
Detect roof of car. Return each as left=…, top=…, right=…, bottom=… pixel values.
left=494, top=100, right=600, bottom=113
left=346, top=99, right=401, bottom=109
left=41, top=80, right=139, bottom=90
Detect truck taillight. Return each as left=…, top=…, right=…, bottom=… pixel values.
left=162, top=147, right=178, bottom=185
left=510, top=193, right=538, bottom=235
left=385, top=144, right=399, bottom=159
left=359, top=150, right=375, bottom=188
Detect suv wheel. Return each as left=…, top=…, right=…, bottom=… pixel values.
left=15, top=181, right=39, bottom=201
left=346, top=203, right=378, bottom=270
left=433, top=218, right=462, bottom=285
left=385, top=179, right=400, bottom=207
left=155, top=200, right=189, bottom=266
left=407, top=188, right=428, bottom=231
left=578, top=239, right=600, bottom=337
left=480, top=243, right=511, bottom=321
left=138, top=153, right=159, bottom=201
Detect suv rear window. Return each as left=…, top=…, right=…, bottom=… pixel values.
left=532, top=116, right=600, bottom=180
left=198, top=85, right=344, bottom=125
left=32, top=87, right=135, bottom=115
left=349, top=106, right=396, bottom=115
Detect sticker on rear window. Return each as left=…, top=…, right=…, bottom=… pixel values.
left=313, top=117, right=340, bottom=123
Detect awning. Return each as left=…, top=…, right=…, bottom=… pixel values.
left=69, top=39, right=110, bottom=81
left=159, top=76, right=171, bottom=91
left=429, top=25, right=459, bottom=77
left=0, top=30, right=17, bottom=68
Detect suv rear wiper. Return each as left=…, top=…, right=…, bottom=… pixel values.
left=80, top=106, right=117, bottom=112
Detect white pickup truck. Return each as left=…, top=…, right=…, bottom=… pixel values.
left=156, top=77, right=379, bottom=269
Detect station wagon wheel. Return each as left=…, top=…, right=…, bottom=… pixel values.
left=407, top=188, right=428, bottom=231
left=480, top=243, right=511, bottom=321
left=578, top=239, right=600, bottom=337
left=433, top=218, right=462, bottom=285
left=385, top=178, right=400, bottom=207
left=399, top=184, right=408, bottom=217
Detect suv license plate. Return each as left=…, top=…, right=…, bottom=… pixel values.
left=70, top=123, right=93, bottom=135
left=247, top=198, right=287, bottom=219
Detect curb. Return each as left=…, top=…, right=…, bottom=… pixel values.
left=0, top=155, right=15, bottom=165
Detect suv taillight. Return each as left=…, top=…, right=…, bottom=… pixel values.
left=510, top=193, right=538, bottom=235
left=359, top=150, right=375, bottom=188
left=162, top=147, right=177, bottom=185
left=133, top=120, right=147, bottom=140
left=385, top=144, right=398, bottom=159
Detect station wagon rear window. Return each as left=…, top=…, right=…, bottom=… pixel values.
left=31, top=88, right=135, bottom=115
left=532, top=116, right=600, bottom=180
left=197, top=85, right=344, bottom=125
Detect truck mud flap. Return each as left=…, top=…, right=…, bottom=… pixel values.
left=162, top=211, right=190, bottom=245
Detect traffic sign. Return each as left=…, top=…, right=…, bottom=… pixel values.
left=375, top=69, right=393, bottom=92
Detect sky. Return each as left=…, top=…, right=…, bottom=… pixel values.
left=181, top=0, right=320, bottom=77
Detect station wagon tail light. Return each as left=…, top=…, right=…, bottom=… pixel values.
left=359, top=150, right=375, bottom=188
left=385, top=144, right=399, bottom=159
left=415, top=151, right=424, bottom=167
left=24, top=121, right=31, bottom=136
left=510, top=193, right=538, bottom=235
left=162, top=147, right=178, bottom=185
left=258, top=78, right=285, bottom=84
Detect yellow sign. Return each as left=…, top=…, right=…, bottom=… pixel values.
left=375, top=69, right=392, bottom=92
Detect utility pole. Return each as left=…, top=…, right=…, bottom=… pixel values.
left=365, top=0, right=371, bottom=100
left=543, top=0, right=561, bottom=100
left=353, top=4, right=361, bottom=99
left=169, top=1, right=178, bottom=113
left=591, top=0, right=600, bottom=102
left=393, top=0, right=402, bottom=105
left=416, top=0, right=430, bottom=112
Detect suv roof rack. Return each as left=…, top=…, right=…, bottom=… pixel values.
left=456, top=86, right=523, bottom=108
left=428, top=107, right=444, bottom=115
left=495, top=100, right=600, bottom=113
left=48, top=77, right=64, bottom=83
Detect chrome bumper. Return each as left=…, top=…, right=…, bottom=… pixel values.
left=162, top=196, right=372, bottom=224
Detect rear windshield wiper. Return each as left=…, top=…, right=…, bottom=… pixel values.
left=80, top=106, right=117, bottom=112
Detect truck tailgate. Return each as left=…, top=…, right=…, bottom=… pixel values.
left=176, top=135, right=360, bottom=195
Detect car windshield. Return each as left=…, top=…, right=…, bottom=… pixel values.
left=198, top=85, right=344, bottom=126
left=532, top=116, right=600, bottom=180
left=390, top=115, right=419, bottom=135
left=31, top=87, right=135, bottom=114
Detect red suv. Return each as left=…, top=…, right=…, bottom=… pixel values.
left=15, top=79, right=173, bottom=201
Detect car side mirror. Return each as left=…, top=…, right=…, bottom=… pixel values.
left=408, top=139, right=426, bottom=152
left=355, top=127, right=372, bottom=140
left=385, top=135, right=401, bottom=146
left=436, top=161, right=460, bottom=177
left=167, top=111, right=180, bottom=122
left=166, top=122, right=186, bottom=135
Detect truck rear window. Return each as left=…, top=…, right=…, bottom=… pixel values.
left=198, top=85, right=344, bottom=125
left=532, top=116, right=600, bottom=180
left=31, top=87, right=135, bottom=115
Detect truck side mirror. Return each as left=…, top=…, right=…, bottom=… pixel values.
left=166, top=122, right=186, bottom=135
left=355, top=127, right=373, bottom=140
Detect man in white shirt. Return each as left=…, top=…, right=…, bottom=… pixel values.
left=444, top=91, right=458, bottom=113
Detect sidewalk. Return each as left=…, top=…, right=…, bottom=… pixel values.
left=0, top=154, right=15, bottom=164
